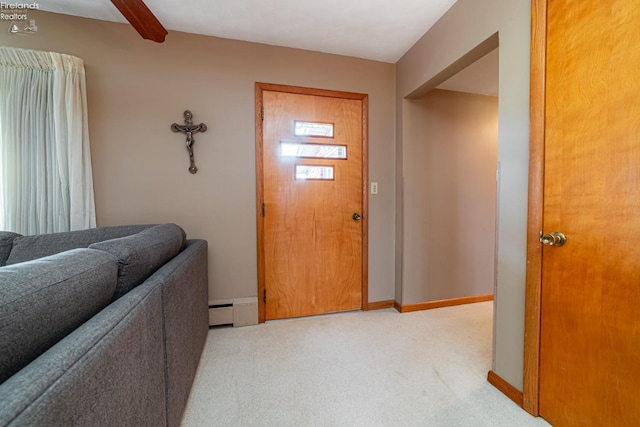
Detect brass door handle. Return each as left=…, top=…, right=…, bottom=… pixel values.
left=352, top=213, right=362, bottom=221
left=540, top=231, right=567, bottom=247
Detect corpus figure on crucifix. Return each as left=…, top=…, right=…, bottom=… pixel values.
left=171, top=110, right=207, bottom=174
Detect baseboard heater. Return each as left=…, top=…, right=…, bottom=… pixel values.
left=208, top=297, right=258, bottom=327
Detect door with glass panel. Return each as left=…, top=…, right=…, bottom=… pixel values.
left=255, top=83, right=367, bottom=321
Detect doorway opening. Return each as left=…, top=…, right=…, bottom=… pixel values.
left=404, top=48, right=499, bottom=305
left=399, top=33, right=500, bottom=380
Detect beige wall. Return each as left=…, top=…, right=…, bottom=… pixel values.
left=396, top=0, right=531, bottom=390
left=403, top=90, right=497, bottom=302
left=0, top=10, right=396, bottom=303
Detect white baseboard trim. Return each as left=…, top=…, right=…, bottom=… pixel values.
left=208, top=297, right=258, bottom=327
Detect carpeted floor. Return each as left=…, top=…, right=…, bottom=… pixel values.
left=181, top=302, right=551, bottom=426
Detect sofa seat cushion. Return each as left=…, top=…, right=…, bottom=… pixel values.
left=89, top=223, right=186, bottom=300
left=0, top=231, right=21, bottom=266
left=0, top=248, right=119, bottom=384
left=4, top=224, right=155, bottom=265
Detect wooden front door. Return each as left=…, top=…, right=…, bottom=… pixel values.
left=536, top=1, right=640, bottom=425
left=255, top=83, right=368, bottom=322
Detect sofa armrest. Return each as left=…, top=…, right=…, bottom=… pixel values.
left=152, top=239, right=209, bottom=427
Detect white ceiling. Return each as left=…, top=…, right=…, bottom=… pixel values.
left=37, top=0, right=498, bottom=95
left=39, top=0, right=459, bottom=63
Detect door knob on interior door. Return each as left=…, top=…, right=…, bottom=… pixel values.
left=352, top=213, right=362, bottom=221
left=540, top=231, right=567, bottom=247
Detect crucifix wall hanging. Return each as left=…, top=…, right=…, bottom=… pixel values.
left=171, top=110, right=207, bottom=174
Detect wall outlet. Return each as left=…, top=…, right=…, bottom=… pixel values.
left=371, top=181, right=379, bottom=194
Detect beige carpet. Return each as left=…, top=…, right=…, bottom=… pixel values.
left=181, top=302, right=551, bottom=426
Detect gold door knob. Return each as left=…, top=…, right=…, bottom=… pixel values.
left=352, top=213, right=362, bottom=221
left=540, top=231, right=567, bottom=247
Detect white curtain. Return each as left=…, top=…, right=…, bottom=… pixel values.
left=0, top=47, right=96, bottom=234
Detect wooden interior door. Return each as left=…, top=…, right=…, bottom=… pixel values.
left=256, top=84, right=367, bottom=321
left=538, top=1, right=640, bottom=425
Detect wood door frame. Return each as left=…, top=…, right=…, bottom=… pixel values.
left=255, top=82, right=369, bottom=324
left=523, top=0, right=546, bottom=416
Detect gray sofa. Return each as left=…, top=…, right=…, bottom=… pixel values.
left=0, top=223, right=208, bottom=427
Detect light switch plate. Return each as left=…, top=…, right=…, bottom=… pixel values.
left=371, top=182, right=379, bottom=194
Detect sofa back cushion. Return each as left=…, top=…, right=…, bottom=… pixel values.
left=5, top=224, right=155, bottom=265
left=89, top=223, right=186, bottom=300
left=0, top=248, right=119, bottom=384
left=0, top=232, right=21, bottom=266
